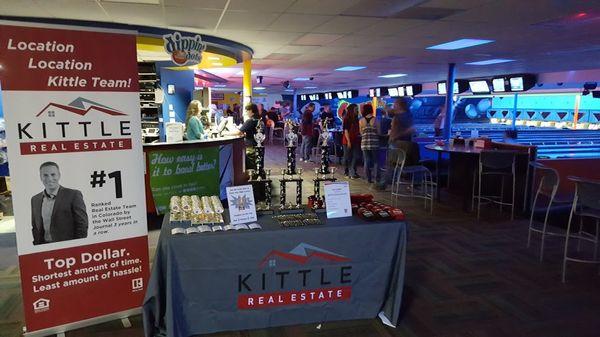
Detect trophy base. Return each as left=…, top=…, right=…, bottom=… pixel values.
left=278, top=207, right=306, bottom=214
left=314, top=208, right=327, bottom=214
left=256, top=207, right=275, bottom=215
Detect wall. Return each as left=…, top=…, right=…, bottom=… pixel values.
left=157, top=63, right=195, bottom=140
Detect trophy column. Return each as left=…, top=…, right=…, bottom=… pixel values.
left=310, top=118, right=336, bottom=210
left=248, top=121, right=272, bottom=213
left=278, top=121, right=304, bottom=213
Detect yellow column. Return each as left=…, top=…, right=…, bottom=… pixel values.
left=372, top=96, right=377, bottom=113
left=242, top=59, right=252, bottom=110
left=573, top=94, right=581, bottom=129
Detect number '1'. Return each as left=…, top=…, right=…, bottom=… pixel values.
left=108, top=170, right=123, bottom=198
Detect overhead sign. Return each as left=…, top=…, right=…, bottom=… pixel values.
left=0, top=22, right=149, bottom=334
left=163, top=32, right=207, bottom=66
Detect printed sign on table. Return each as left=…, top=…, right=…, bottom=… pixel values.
left=147, top=147, right=219, bottom=214
left=0, top=21, right=148, bottom=334
left=226, top=185, right=257, bottom=225
left=324, top=181, right=352, bottom=219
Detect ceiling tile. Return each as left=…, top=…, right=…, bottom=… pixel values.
left=162, top=0, right=227, bottom=9
left=311, top=16, right=383, bottom=34
left=341, top=0, right=428, bottom=17
left=266, top=13, right=334, bottom=33
left=276, top=45, right=319, bottom=54
left=164, top=6, right=222, bottom=30
left=101, top=3, right=165, bottom=26
left=0, top=0, right=48, bottom=17
left=291, top=33, right=344, bottom=46
left=218, top=11, right=280, bottom=30
left=421, top=0, right=492, bottom=10
left=228, top=0, right=295, bottom=12
left=355, top=18, right=429, bottom=36
left=286, top=0, right=362, bottom=15
left=35, top=0, right=109, bottom=22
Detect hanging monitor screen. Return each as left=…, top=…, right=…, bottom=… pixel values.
left=509, top=77, right=524, bottom=91
left=492, top=78, right=506, bottom=92
left=388, top=87, right=399, bottom=97
left=469, top=80, right=490, bottom=94
left=437, top=82, right=447, bottom=95
left=405, top=85, right=413, bottom=96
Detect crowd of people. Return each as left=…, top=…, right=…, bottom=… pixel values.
left=184, top=97, right=429, bottom=191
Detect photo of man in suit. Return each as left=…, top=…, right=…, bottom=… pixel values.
left=31, top=161, right=88, bottom=245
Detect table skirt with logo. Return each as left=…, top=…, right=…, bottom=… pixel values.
left=142, top=214, right=408, bottom=337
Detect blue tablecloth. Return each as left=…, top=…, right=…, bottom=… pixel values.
left=143, top=214, right=408, bottom=337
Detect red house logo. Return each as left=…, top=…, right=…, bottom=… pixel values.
left=36, top=97, right=127, bottom=118
left=259, top=243, right=350, bottom=268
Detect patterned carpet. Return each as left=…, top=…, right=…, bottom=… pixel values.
left=1, top=144, right=599, bottom=337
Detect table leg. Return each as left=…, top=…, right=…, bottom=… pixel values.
left=435, top=151, right=441, bottom=201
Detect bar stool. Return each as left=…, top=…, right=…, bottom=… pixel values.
left=527, top=162, right=571, bottom=261
left=391, top=148, right=435, bottom=213
left=472, top=150, right=516, bottom=221
left=562, top=176, right=600, bottom=283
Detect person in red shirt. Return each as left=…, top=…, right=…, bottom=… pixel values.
left=342, top=103, right=361, bottom=178
left=300, top=103, right=315, bottom=161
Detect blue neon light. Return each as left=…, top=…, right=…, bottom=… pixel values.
left=335, top=66, right=366, bottom=71
left=466, top=58, right=515, bottom=65
left=427, top=39, right=494, bottom=50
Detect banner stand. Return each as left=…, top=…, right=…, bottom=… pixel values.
left=23, top=308, right=140, bottom=337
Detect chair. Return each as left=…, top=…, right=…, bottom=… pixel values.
left=562, top=176, right=600, bottom=282
left=472, top=150, right=516, bottom=220
left=391, top=148, right=435, bottom=213
left=527, top=162, right=571, bottom=261
left=270, top=125, right=285, bottom=145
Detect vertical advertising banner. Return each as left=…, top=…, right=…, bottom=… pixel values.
left=0, top=22, right=149, bottom=333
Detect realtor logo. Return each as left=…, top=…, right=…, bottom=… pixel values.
left=33, top=298, right=50, bottom=313
left=36, top=97, right=127, bottom=118
left=132, top=278, right=144, bottom=292
left=259, top=242, right=351, bottom=268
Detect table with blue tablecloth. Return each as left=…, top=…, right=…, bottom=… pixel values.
left=142, top=213, right=408, bottom=337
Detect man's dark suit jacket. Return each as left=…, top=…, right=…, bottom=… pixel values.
left=31, top=186, right=88, bottom=245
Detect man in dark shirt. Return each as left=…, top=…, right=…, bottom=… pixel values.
left=318, top=103, right=335, bottom=129
left=237, top=104, right=260, bottom=169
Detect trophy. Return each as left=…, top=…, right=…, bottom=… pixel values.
left=279, top=121, right=304, bottom=213
left=248, top=121, right=273, bottom=213
left=310, top=118, right=336, bottom=210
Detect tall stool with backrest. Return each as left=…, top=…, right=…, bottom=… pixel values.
left=527, top=162, right=570, bottom=261
left=391, top=148, right=435, bottom=213
left=562, top=176, right=600, bottom=282
left=472, top=150, right=516, bottom=220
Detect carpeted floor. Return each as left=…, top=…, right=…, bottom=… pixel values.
left=1, top=144, right=599, bottom=337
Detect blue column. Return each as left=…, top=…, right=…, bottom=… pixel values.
left=292, top=90, right=298, bottom=120
left=511, top=93, right=518, bottom=130
left=443, top=63, right=456, bottom=140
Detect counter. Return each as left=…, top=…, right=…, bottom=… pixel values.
left=143, top=135, right=245, bottom=214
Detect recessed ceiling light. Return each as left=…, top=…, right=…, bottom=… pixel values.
left=304, top=86, right=317, bottom=89
left=102, top=0, right=160, bottom=4
left=207, top=56, right=220, bottom=61
left=212, top=62, right=223, bottom=66
left=465, top=58, right=515, bottom=65
left=378, top=73, right=407, bottom=78
left=427, top=39, right=494, bottom=50
left=284, top=89, right=294, bottom=92
left=214, top=84, right=227, bottom=87
left=294, top=77, right=311, bottom=81
left=335, top=66, right=366, bottom=71
left=254, top=86, right=266, bottom=90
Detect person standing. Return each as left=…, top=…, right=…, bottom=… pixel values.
left=359, top=104, right=379, bottom=183
left=300, top=103, right=315, bottom=162
left=434, top=104, right=446, bottom=137
left=342, top=103, right=361, bottom=178
left=318, top=102, right=335, bottom=129
left=185, top=100, right=204, bottom=140
left=31, top=162, right=88, bottom=245
left=234, top=104, right=260, bottom=170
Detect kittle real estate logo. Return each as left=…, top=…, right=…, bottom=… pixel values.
left=163, top=32, right=207, bottom=66
left=237, top=243, right=353, bottom=310
left=36, top=97, right=127, bottom=118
